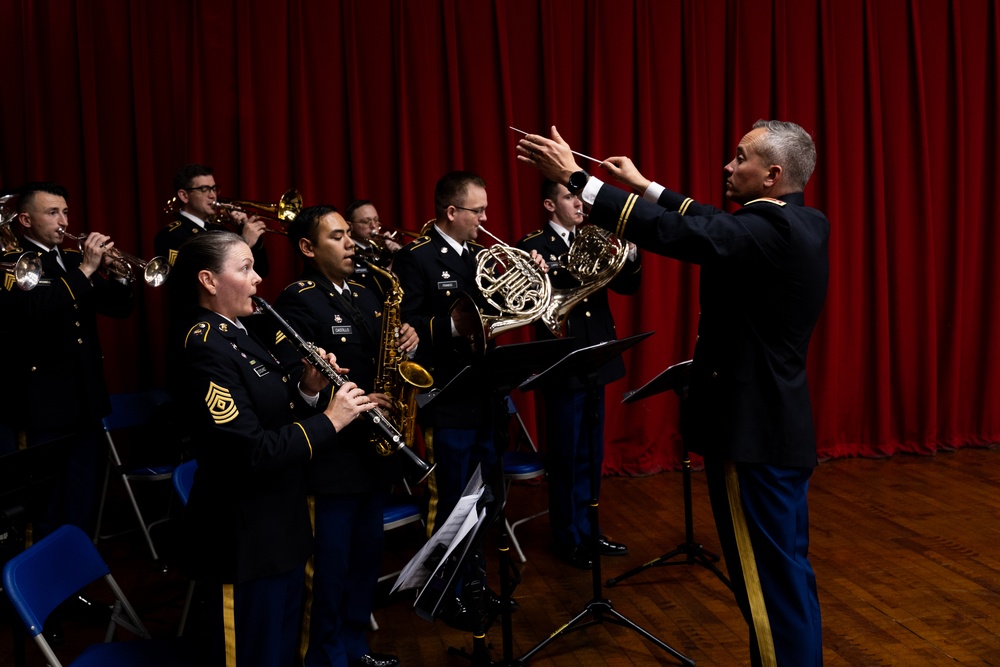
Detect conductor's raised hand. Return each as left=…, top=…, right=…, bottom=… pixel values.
left=602, top=156, right=651, bottom=194
left=516, top=125, right=582, bottom=185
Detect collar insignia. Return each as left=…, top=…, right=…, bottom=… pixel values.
left=219, top=323, right=229, bottom=332
left=441, top=247, right=448, bottom=253
left=334, top=314, right=343, bottom=324
left=442, top=271, right=450, bottom=279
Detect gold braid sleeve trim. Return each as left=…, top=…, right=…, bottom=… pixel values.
left=615, top=193, right=639, bottom=238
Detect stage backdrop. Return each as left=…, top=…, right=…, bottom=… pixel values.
left=2, top=0, right=998, bottom=473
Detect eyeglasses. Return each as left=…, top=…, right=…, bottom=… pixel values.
left=186, top=185, right=219, bottom=194
left=453, top=205, right=487, bottom=216
left=354, top=217, right=380, bottom=227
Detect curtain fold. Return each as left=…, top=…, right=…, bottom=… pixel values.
left=2, top=0, right=998, bottom=474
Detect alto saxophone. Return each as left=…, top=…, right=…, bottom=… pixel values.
left=355, top=254, right=434, bottom=456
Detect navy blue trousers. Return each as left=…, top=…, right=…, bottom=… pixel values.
left=202, top=565, right=305, bottom=667
left=424, top=423, right=497, bottom=537
left=543, top=386, right=605, bottom=551
left=304, top=492, right=384, bottom=667
left=704, top=458, right=823, bottom=667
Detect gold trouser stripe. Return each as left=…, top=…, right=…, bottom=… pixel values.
left=616, top=193, right=638, bottom=238
left=222, top=583, right=237, bottom=667
left=723, top=461, right=777, bottom=667
left=293, top=421, right=313, bottom=459
left=424, top=428, right=439, bottom=538
left=299, top=495, right=317, bottom=662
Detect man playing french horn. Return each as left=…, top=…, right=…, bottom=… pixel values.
left=267, top=204, right=413, bottom=667
left=516, top=179, right=642, bottom=570
left=0, top=182, right=133, bottom=537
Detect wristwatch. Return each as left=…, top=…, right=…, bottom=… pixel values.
left=566, top=170, right=589, bottom=196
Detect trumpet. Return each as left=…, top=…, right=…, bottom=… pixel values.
left=252, top=296, right=436, bottom=484
left=162, top=188, right=302, bottom=235
left=0, top=193, right=21, bottom=253
left=210, top=189, right=303, bottom=235
left=470, top=225, right=552, bottom=340
left=0, top=252, right=43, bottom=291
left=57, top=229, right=170, bottom=287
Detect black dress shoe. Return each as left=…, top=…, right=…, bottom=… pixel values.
left=597, top=535, right=629, bottom=556
left=350, top=653, right=400, bottom=667
left=484, top=586, right=519, bottom=614
left=554, top=544, right=593, bottom=570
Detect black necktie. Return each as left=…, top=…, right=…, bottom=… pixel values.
left=462, top=247, right=475, bottom=273
left=340, top=288, right=353, bottom=305
left=567, top=231, right=576, bottom=247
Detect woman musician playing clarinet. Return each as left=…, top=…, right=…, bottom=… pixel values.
left=168, top=232, right=375, bottom=667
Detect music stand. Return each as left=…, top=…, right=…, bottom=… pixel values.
left=0, top=435, right=77, bottom=667
left=418, top=338, right=576, bottom=666
left=517, top=332, right=693, bottom=667
left=605, top=360, right=731, bottom=589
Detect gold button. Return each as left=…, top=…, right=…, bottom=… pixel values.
left=75, top=321, right=81, bottom=327
left=282, top=376, right=288, bottom=383
left=77, top=338, right=84, bottom=344
left=289, top=402, right=295, bottom=409
left=585, top=311, right=591, bottom=317
left=583, top=297, right=589, bottom=303
left=30, top=366, right=37, bottom=372
left=711, top=371, right=718, bottom=379
left=341, top=337, right=347, bottom=343
left=73, top=304, right=79, bottom=310
left=446, top=290, right=451, bottom=297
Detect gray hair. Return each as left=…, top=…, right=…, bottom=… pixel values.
left=752, top=120, right=817, bottom=191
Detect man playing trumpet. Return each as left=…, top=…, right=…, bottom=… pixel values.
left=0, top=181, right=133, bottom=536
left=155, top=163, right=269, bottom=276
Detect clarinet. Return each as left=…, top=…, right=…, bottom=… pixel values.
left=252, top=296, right=435, bottom=482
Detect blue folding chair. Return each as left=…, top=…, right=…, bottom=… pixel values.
left=171, top=459, right=198, bottom=637
left=2, top=524, right=194, bottom=666
left=503, top=396, right=547, bottom=563
left=94, top=390, right=177, bottom=560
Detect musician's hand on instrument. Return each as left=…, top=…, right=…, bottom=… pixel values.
left=529, top=249, right=549, bottom=273
left=396, top=323, right=419, bottom=353
left=602, top=156, right=651, bottom=194
left=300, top=349, right=340, bottom=395
left=240, top=215, right=267, bottom=247
left=80, top=232, right=111, bottom=277
left=516, top=125, right=581, bottom=185
left=325, top=382, right=375, bottom=431
left=367, top=392, right=393, bottom=410
left=382, top=234, right=403, bottom=253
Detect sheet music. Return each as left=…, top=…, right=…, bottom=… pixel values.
left=392, top=466, right=485, bottom=594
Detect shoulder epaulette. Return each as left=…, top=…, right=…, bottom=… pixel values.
left=406, top=236, right=432, bottom=250
left=346, top=279, right=365, bottom=290
left=166, top=220, right=184, bottom=232
left=183, top=321, right=211, bottom=348
left=286, top=280, right=316, bottom=294
left=521, top=230, right=544, bottom=241
left=744, top=197, right=787, bottom=207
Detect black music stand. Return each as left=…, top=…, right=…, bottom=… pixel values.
left=605, top=360, right=731, bottom=589
left=417, top=338, right=576, bottom=667
left=517, top=332, right=694, bottom=667
left=0, top=435, right=77, bottom=667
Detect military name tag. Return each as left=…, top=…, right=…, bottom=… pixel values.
left=437, top=280, right=458, bottom=290
left=253, top=365, right=269, bottom=377
left=332, top=326, right=353, bottom=335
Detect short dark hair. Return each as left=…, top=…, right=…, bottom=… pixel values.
left=286, top=204, right=340, bottom=251
left=541, top=179, right=562, bottom=203
left=170, top=231, right=247, bottom=308
left=173, top=164, right=214, bottom=192
left=751, top=120, right=817, bottom=191
left=344, top=200, right=373, bottom=223
left=17, top=182, right=69, bottom=212
left=434, top=171, right=485, bottom=219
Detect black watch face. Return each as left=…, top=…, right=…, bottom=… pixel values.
left=569, top=172, right=587, bottom=193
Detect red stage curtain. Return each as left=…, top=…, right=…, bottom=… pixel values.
left=2, top=0, right=998, bottom=474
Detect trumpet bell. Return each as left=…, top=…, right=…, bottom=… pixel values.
left=142, top=256, right=171, bottom=287
left=1, top=252, right=43, bottom=291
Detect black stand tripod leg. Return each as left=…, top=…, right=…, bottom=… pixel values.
left=606, top=448, right=731, bottom=590
left=519, top=381, right=693, bottom=666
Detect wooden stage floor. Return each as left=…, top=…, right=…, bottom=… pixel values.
left=3, top=446, right=1000, bottom=665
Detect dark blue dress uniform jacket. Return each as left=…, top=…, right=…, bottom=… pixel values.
left=0, top=246, right=132, bottom=430
left=271, top=272, right=383, bottom=495
left=155, top=213, right=269, bottom=277
left=590, top=187, right=829, bottom=468
left=392, top=227, right=489, bottom=430
left=516, top=224, right=642, bottom=387
left=176, top=307, right=337, bottom=584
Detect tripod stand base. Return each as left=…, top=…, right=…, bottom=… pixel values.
left=606, top=542, right=732, bottom=590
left=520, top=597, right=693, bottom=666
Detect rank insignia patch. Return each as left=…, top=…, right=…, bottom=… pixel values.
left=205, top=382, right=239, bottom=424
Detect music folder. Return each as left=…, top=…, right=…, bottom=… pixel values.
left=397, top=465, right=489, bottom=622
left=622, top=358, right=694, bottom=404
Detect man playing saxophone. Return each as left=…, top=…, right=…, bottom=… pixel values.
left=269, top=204, right=414, bottom=667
